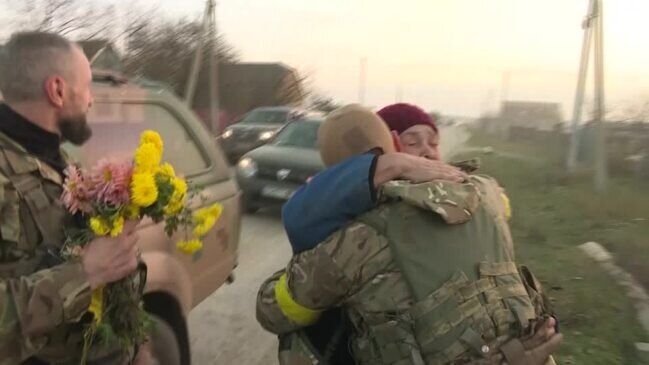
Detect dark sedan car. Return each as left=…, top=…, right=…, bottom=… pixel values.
left=220, top=106, right=323, bottom=163
left=236, top=118, right=324, bottom=213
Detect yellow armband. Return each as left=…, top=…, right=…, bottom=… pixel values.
left=274, top=273, right=322, bottom=325
left=501, top=192, right=512, bottom=221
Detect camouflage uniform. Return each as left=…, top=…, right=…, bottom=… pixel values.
left=257, top=176, right=557, bottom=365
left=0, top=130, right=133, bottom=365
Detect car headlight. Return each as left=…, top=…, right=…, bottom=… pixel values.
left=237, top=157, right=258, bottom=178
left=222, top=129, right=233, bottom=139
left=259, top=131, right=274, bottom=141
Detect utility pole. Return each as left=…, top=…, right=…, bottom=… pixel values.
left=479, top=93, right=488, bottom=116
left=567, top=0, right=596, bottom=172
left=593, top=0, right=607, bottom=191
left=207, top=0, right=220, bottom=134
left=184, top=1, right=211, bottom=105
left=566, top=0, right=607, bottom=192
left=185, top=0, right=220, bottom=135
left=358, top=57, right=367, bottom=105
left=500, top=70, right=510, bottom=106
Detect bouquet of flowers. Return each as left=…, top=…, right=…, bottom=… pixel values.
left=60, top=130, right=222, bottom=363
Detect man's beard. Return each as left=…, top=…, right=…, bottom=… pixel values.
left=59, top=115, right=92, bottom=146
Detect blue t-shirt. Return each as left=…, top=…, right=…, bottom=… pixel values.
left=282, top=153, right=377, bottom=253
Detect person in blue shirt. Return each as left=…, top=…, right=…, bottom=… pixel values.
left=283, top=102, right=466, bottom=253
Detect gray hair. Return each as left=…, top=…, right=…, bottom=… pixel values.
left=0, top=31, right=77, bottom=102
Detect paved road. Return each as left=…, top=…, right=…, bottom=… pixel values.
left=188, top=126, right=469, bottom=364
left=188, top=211, right=288, bottom=365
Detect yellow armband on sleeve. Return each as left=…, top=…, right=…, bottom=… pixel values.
left=501, top=192, right=512, bottom=221
left=274, top=273, right=322, bottom=326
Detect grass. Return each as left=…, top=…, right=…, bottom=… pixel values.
left=454, top=132, right=649, bottom=364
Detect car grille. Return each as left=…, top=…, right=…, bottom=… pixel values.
left=233, top=129, right=261, bottom=143
left=258, top=164, right=314, bottom=184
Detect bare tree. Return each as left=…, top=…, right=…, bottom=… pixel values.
left=123, top=18, right=238, bottom=96
left=4, top=0, right=309, bottom=115
left=4, top=0, right=117, bottom=40
left=604, top=98, right=649, bottom=123
left=5, top=0, right=239, bottom=97
left=308, top=93, right=341, bottom=113
left=619, top=100, right=649, bottom=123
left=274, top=72, right=308, bottom=107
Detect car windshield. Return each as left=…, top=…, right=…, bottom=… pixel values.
left=239, top=110, right=289, bottom=125
left=271, top=120, right=321, bottom=149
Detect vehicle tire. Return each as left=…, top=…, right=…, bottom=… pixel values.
left=144, top=293, right=191, bottom=365
left=242, top=194, right=260, bottom=214
left=148, top=314, right=181, bottom=365
left=244, top=202, right=260, bottom=214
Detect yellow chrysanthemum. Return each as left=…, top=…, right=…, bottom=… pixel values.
left=90, top=216, right=110, bottom=236
left=192, top=203, right=223, bottom=237
left=193, top=216, right=215, bottom=237
left=141, top=130, right=163, bottom=153
left=157, top=163, right=176, bottom=181
left=176, top=239, right=203, bottom=255
left=131, top=173, right=159, bottom=207
left=124, top=204, right=140, bottom=220
left=172, top=177, right=187, bottom=196
left=164, top=200, right=184, bottom=216
left=110, top=216, right=125, bottom=237
left=164, top=177, right=188, bottom=215
left=134, top=142, right=162, bottom=174
left=207, top=203, right=222, bottom=217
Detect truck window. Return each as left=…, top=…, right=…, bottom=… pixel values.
left=65, top=102, right=209, bottom=177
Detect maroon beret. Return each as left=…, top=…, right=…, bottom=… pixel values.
left=377, top=103, right=438, bottom=135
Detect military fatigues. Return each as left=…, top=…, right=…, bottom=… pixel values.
left=257, top=175, right=556, bottom=365
left=0, top=105, right=130, bottom=365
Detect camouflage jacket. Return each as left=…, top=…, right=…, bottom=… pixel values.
left=0, top=130, right=96, bottom=365
left=257, top=176, right=555, bottom=365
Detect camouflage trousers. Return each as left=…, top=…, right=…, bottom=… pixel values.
left=278, top=308, right=355, bottom=365
left=278, top=331, right=322, bottom=365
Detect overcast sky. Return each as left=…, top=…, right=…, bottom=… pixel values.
left=2, top=0, right=648, bottom=117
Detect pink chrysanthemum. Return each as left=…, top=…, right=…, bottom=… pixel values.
left=62, top=165, right=93, bottom=214
left=88, top=159, right=133, bottom=207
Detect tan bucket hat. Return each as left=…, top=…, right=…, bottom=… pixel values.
left=318, top=104, right=395, bottom=167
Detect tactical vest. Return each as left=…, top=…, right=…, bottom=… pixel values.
left=0, top=132, right=131, bottom=364
left=346, top=176, right=549, bottom=365
left=0, top=133, right=70, bottom=275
